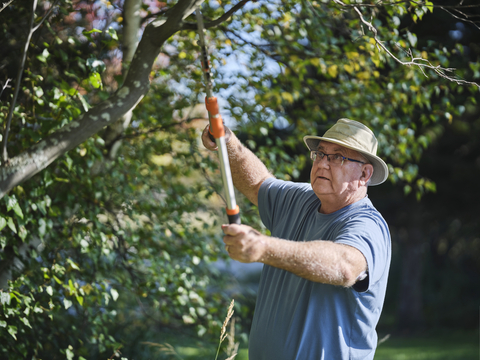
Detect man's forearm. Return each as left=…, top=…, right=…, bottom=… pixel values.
left=222, top=223, right=367, bottom=287
left=260, top=236, right=367, bottom=287
left=226, top=134, right=273, bottom=206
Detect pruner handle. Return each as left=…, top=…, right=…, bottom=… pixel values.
left=205, top=96, right=241, bottom=225
left=227, top=206, right=241, bottom=225
left=206, top=96, right=224, bottom=139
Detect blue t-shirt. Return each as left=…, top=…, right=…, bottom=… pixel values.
left=248, top=178, right=391, bottom=360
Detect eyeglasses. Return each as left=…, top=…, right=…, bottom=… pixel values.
left=310, top=150, right=366, bottom=166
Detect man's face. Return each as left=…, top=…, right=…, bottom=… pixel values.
left=310, top=141, right=367, bottom=201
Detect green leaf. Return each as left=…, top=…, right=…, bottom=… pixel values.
left=0, top=320, right=7, bottom=328
left=38, top=218, right=46, bottom=238
left=425, top=0, right=434, bottom=12
left=65, top=156, right=74, bottom=171
left=64, top=298, right=73, bottom=310
left=0, top=291, right=10, bottom=305
left=107, top=27, right=118, bottom=40
left=69, top=279, right=75, bottom=294
left=83, top=28, right=102, bottom=35
left=0, top=217, right=6, bottom=231
left=66, top=345, right=74, bottom=360
left=78, top=94, right=90, bottom=112
left=89, top=72, right=102, bottom=89
left=67, top=258, right=80, bottom=270
left=18, top=226, right=28, bottom=241
left=44, top=172, right=54, bottom=188
left=36, top=48, right=50, bottom=63
left=64, top=70, right=80, bottom=81
left=110, top=288, right=119, bottom=301
left=6, top=217, right=16, bottom=233
left=6, top=195, right=23, bottom=219
left=7, top=325, right=17, bottom=340
left=20, top=317, right=32, bottom=329
left=407, top=32, right=417, bottom=47
left=86, top=57, right=106, bottom=73
left=35, top=86, right=44, bottom=99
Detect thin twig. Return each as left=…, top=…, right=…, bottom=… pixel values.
left=32, top=0, right=60, bottom=32
left=332, top=0, right=480, bottom=29
left=438, top=6, right=480, bottom=30
left=2, top=0, right=38, bottom=163
left=181, top=0, right=252, bottom=30
left=200, top=156, right=227, bottom=206
left=141, top=7, right=170, bottom=26
left=343, top=2, right=480, bottom=88
left=0, top=79, right=11, bottom=101
left=332, top=0, right=480, bottom=10
left=0, top=0, right=15, bottom=13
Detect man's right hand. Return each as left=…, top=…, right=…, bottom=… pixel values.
left=222, top=223, right=268, bottom=263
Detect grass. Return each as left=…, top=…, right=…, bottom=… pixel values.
left=173, top=346, right=248, bottom=360
left=167, top=330, right=478, bottom=360
left=374, top=330, right=479, bottom=360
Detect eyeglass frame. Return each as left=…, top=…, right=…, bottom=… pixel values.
left=310, top=150, right=366, bottom=166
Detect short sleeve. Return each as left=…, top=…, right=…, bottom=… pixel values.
left=335, top=214, right=390, bottom=292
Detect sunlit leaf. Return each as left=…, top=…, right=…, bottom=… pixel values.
left=107, top=27, right=118, bottom=40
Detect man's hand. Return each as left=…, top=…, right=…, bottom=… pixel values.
left=201, top=124, right=232, bottom=151
left=222, top=224, right=267, bottom=263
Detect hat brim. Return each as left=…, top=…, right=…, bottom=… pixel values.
left=303, top=136, right=389, bottom=186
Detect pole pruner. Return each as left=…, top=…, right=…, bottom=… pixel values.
left=196, top=8, right=241, bottom=225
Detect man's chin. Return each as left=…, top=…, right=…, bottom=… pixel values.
left=312, top=184, right=332, bottom=195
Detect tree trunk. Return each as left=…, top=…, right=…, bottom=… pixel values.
left=101, top=0, right=142, bottom=162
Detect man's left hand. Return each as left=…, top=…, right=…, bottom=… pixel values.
left=222, top=224, right=267, bottom=263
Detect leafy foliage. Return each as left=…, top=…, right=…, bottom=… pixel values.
left=0, top=1, right=236, bottom=358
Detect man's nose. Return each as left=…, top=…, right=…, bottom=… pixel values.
left=317, top=154, right=330, bottom=167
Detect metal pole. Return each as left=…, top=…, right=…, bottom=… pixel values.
left=196, top=8, right=240, bottom=224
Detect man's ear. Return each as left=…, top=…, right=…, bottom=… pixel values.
left=360, top=164, right=374, bottom=186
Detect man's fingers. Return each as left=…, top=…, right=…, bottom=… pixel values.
left=202, top=125, right=217, bottom=150
left=221, top=224, right=265, bottom=263
left=222, top=223, right=246, bottom=236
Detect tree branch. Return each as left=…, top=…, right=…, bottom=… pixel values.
left=329, top=0, right=480, bottom=88
left=32, top=0, right=60, bottom=32
left=140, top=7, right=170, bottom=26
left=0, top=79, right=11, bottom=101
left=0, top=0, right=15, bottom=13
left=181, top=0, right=252, bottom=30
left=331, top=0, right=480, bottom=10
left=329, top=1, right=480, bottom=29
left=437, top=5, right=480, bottom=30
left=2, top=0, right=38, bottom=164
left=0, top=0, right=205, bottom=197
left=118, top=117, right=202, bottom=141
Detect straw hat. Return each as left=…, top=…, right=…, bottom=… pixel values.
left=303, top=118, right=389, bottom=186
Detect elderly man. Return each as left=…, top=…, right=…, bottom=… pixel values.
left=202, top=118, right=391, bottom=360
